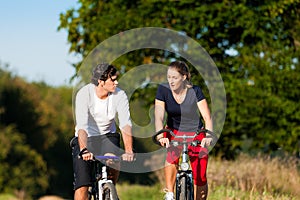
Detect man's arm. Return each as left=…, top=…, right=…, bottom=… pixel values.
left=75, top=85, right=93, bottom=160
left=77, top=129, right=88, bottom=150
left=120, top=125, right=134, bottom=161
left=77, top=129, right=94, bottom=160
left=116, top=90, right=134, bottom=161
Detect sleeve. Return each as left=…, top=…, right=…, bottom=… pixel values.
left=75, top=86, right=89, bottom=132
left=194, top=86, right=206, bottom=102
left=116, top=90, right=132, bottom=129
left=155, top=84, right=166, bottom=102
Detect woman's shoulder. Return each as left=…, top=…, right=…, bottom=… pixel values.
left=189, top=85, right=205, bottom=100
left=158, top=82, right=170, bottom=90
left=191, top=85, right=202, bottom=92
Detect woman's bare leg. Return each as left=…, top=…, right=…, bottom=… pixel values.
left=194, top=184, right=208, bottom=200
left=165, top=162, right=177, bottom=192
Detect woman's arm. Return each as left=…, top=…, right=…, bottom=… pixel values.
left=155, top=99, right=170, bottom=147
left=197, top=99, right=214, bottom=147
left=197, top=99, right=213, bottom=131
left=155, top=99, right=165, bottom=133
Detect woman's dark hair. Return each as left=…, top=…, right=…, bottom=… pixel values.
left=91, top=63, right=117, bottom=86
left=168, top=61, right=192, bottom=86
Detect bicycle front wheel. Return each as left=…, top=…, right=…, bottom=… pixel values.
left=177, top=175, right=192, bottom=200
left=178, top=176, right=186, bottom=200
left=88, top=186, right=97, bottom=200
left=102, top=182, right=119, bottom=200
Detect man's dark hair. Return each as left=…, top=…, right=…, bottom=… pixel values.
left=91, top=63, right=117, bottom=86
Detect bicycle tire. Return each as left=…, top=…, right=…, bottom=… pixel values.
left=102, top=182, right=119, bottom=200
left=88, top=186, right=97, bottom=200
left=186, top=176, right=192, bottom=200
left=178, top=176, right=186, bottom=200
left=177, top=175, right=193, bottom=200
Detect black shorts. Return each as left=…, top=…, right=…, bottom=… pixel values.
left=70, top=133, right=121, bottom=190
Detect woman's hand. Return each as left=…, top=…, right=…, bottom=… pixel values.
left=200, top=137, right=213, bottom=147
left=158, top=137, right=170, bottom=148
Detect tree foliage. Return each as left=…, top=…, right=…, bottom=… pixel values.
left=1, top=0, right=299, bottom=198
left=59, top=0, right=300, bottom=158
left=0, top=125, right=48, bottom=198
left=0, top=65, right=74, bottom=198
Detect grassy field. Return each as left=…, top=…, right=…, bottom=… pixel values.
left=116, top=154, right=300, bottom=200
left=116, top=183, right=297, bottom=200
left=1, top=154, right=299, bottom=200
left=1, top=184, right=296, bottom=200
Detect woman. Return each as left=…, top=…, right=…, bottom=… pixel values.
left=154, top=61, right=213, bottom=200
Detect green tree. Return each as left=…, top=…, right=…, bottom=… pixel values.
left=0, top=125, right=48, bottom=199
left=0, top=64, right=74, bottom=198
left=59, top=0, right=300, bottom=157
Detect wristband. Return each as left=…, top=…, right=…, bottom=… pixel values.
left=78, top=147, right=88, bottom=158
left=205, top=130, right=213, bottom=135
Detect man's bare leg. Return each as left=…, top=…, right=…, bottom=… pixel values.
left=74, top=186, right=88, bottom=200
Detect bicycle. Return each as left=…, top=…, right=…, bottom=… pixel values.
left=78, top=153, right=121, bottom=200
left=152, top=129, right=214, bottom=200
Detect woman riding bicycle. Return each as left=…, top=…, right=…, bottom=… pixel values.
left=155, top=61, right=213, bottom=200
left=71, top=63, right=135, bottom=200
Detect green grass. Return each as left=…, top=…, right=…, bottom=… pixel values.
left=117, top=183, right=163, bottom=200
left=0, top=194, right=18, bottom=200
left=116, top=183, right=297, bottom=200
left=2, top=154, right=299, bottom=200
left=1, top=184, right=297, bottom=200
left=208, top=185, right=297, bottom=200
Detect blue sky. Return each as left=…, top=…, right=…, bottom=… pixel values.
left=0, top=0, right=81, bottom=86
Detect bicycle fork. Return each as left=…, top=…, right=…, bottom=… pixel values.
left=98, top=166, right=113, bottom=200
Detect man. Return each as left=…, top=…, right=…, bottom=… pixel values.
left=70, top=63, right=134, bottom=200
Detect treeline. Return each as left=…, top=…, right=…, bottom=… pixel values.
left=1, top=0, right=300, bottom=199
left=1, top=55, right=299, bottom=198
left=0, top=65, right=74, bottom=199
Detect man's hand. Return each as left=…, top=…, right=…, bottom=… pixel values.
left=122, top=152, right=135, bottom=162
left=79, top=148, right=94, bottom=161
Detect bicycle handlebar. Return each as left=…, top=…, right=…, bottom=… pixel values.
left=95, top=155, right=136, bottom=162
left=78, top=152, right=136, bottom=163
left=94, top=155, right=121, bottom=161
left=152, top=129, right=216, bottom=146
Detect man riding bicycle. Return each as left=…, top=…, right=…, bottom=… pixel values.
left=70, top=63, right=134, bottom=200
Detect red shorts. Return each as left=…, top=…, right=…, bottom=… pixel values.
left=164, top=129, right=208, bottom=186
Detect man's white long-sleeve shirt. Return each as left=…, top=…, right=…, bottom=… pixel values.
left=74, top=83, right=132, bottom=137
